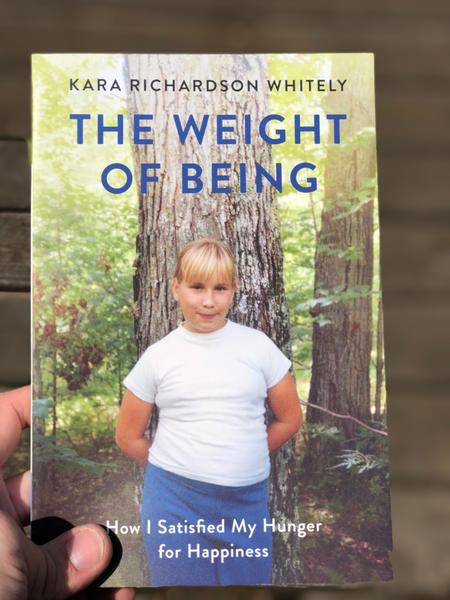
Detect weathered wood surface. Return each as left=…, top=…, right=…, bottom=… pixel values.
left=388, top=394, right=450, bottom=486
left=0, top=293, right=30, bottom=387
left=0, top=213, right=30, bottom=290
left=0, top=141, right=30, bottom=210
left=1, top=2, right=449, bottom=597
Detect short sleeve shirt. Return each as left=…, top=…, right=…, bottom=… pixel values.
left=123, top=320, right=291, bottom=486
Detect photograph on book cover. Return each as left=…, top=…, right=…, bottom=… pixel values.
left=31, top=53, right=393, bottom=587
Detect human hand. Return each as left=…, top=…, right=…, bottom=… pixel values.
left=0, top=386, right=135, bottom=599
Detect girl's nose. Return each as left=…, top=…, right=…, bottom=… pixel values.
left=203, top=291, right=214, bottom=306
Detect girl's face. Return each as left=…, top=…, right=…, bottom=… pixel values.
left=172, top=276, right=236, bottom=334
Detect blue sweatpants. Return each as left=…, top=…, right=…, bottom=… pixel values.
left=141, top=463, right=272, bottom=586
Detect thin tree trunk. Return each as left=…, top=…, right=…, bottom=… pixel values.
left=306, top=55, right=376, bottom=463
left=375, top=295, right=384, bottom=419
left=51, top=347, right=57, bottom=442
left=117, top=355, right=123, bottom=406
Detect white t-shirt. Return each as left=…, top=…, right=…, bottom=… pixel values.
left=123, top=320, right=291, bottom=486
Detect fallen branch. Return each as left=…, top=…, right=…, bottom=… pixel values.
left=298, top=398, right=387, bottom=436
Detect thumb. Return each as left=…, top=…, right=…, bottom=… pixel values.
left=25, top=524, right=112, bottom=599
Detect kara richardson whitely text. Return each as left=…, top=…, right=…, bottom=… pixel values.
left=69, top=78, right=348, bottom=93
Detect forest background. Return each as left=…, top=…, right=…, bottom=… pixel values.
left=31, top=54, right=391, bottom=586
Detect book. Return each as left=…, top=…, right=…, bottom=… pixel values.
left=31, top=53, right=393, bottom=587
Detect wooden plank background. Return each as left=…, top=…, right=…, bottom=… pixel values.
left=1, top=1, right=449, bottom=598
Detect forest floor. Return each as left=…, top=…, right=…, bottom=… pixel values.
left=30, top=447, right=393, bottom=586
left=299, top=491, right=393, bottom=583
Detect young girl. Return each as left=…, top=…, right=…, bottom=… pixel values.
left=116, top=238, right=302, bottom=586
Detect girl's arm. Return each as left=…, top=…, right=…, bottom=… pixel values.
left=267, top=372, right=303, bottom=453
left=115, top=389, right=154, bottom=468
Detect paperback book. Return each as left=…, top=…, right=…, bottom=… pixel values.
left=31, top=53, right=393, bottom=587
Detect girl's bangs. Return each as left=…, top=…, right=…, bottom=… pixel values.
left=181, top=246, right=235, bottom=284
left=182, top=253, right=235, bottom=285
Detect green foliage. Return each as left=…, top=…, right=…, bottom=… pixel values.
left=332, top=176, right=377, bottom=220
left=316, top=242, right=363, bottom=261
left=33, top=398, right=54, bottom=419
left=299, top=284, right=371, bottom=314
left=279, top=199, right=315, bottom=373
left=33, top=55, right=139, bottom=470
left=56, top=394, right=119, bottom=448
left=302, top=422, right=342, bottom=440
left=34, top=433, right=118, bottom=475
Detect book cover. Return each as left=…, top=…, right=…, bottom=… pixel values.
left=31, top=53, right=393, bottom=587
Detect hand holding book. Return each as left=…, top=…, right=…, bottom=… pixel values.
left=0, top=387, right=135, bottom=599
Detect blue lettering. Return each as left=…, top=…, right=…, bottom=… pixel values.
left=211, top=163, right=231, bottom=192
left=259, top=115, right=286, bottom=144
left=255, top=162, right=282, bottom=192
left=182, top=163, right=203, bottom=193
left=140, top=163, right=160, bottom=193
left=134, top=114, right=154, bottom=144
left=327, top=114, right=347, bottom=143
left=291, top=162, right=317, bottom=192
left=174, top=115, right=209, bottom=145
left=98, top=114, right=124, bottom=144
left=101, top=163, right=132, bottom=194
left=69, top=114, right=91, bottom=144
left=216, top=115, right=237, bottom=145
left=294, top=115, right=321, bottom=144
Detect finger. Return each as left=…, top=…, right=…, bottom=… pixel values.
left=0, top=386, right=31, bottom=466
left=0, top=478, right=21, bottom=521
left=24, top=523, right=112, bottom=599
left=5, top=470, right=31, bottom=526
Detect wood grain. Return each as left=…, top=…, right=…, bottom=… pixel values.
left=0, top=141, right=30, bottom=210
left=0, top=213, right=30, bottom=290
left=381, top=222, right=450, bottom=297
left=383, top=305, right=450, bottom=386
left=0, top=293, right=30, bottom=386
left=388, top=394, right=450, bottom=485
left=379, top=155, right=450, bottom=218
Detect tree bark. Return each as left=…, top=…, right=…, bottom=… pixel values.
left=126, top=54, right=299, bottom=583
left=375, top=295, right=384, bottom=419
left=306, top=55, right=376, bottom=459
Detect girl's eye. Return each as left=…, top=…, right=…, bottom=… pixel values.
left=216, top=286, right=227, bottom=291
left=190, top=284, right=203, bottom=290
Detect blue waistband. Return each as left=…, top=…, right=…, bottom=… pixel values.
left=146, top=462, right=268, bottom=496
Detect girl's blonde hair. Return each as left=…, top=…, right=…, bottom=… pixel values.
left=174, top=238, right=237, bottom=285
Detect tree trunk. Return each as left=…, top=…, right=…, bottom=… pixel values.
left=306, top=55, right=376, bottom=461
left=126, top=54, right=299, bottom=583
left=375, top=295, right=384, bottom=419
left=51, top=347, right=57, bottom=441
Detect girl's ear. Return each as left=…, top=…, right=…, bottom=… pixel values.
left=172, top=278, right=180, bottom=301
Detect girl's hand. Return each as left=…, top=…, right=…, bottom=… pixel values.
left=116, top=390, right=153, bottom=468
left=267, top=372, right=303, bottom=453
